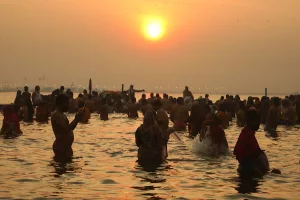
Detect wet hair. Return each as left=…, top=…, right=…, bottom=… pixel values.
left=246, top=109, right=260, bottom=125
left=177, top=97, right=184, bottom=105
left=55, top=94, right=69, bottom=106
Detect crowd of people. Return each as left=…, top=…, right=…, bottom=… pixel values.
left=1, top=84, right=297, bottom=175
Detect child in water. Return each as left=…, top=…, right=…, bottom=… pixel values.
left=234, top=108, right=269, bottom=175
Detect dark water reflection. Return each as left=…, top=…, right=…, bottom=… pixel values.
left=0, top=109, right=300, bottom=199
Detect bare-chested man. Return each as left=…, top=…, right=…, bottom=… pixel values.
left=128, top=97, right=139, bottom=118
left=127, top=85, right=145, bottom=101
left=51, top=94, right=83, bottom=161
left=170, top=97, right=189, bottom=131
left=265, top=97, right=280, bottom=136
left=161, top=93, right=172, bottom=113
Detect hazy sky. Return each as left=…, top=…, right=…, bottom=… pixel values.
left=1, top=0, right=300, bottom=94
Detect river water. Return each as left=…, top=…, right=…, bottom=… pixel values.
left=0, top=92, right=299, bottom=199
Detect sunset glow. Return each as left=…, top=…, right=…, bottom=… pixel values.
left=143, top=18, right=165, bottom=40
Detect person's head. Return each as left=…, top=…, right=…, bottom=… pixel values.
left=177, top=97, right=184, bottom=105
left=55, top=94, right=69, bottom=112
left=246, top=108, right=261, bottom=131
left=78, top=93, right=83, bottom=98
left=83, top=89, right=87, bottom=94
left=35, top=85, right=40, bottom=92
left=130, top=85, right=133, bottom=89
left=152, top=99, right=162, bottom=111
left=155, top=93, right=160, bottom=98
left=16, top=90, right=21, bottom=96
left=60, top=86, right=64, bottom=92
left=24, top=86, right=29, bottom=92
left=2, top=105, right=13, bottom=118
left=150, top=93, right=154, bottom=98
left=220, top=96, right=224, bottom=101
left=185, top=86, right=189, bottom=91
left=272, top=97, right=281, bottom=107
left=141, top=94, right=146, bottom=99
left=143, top=110, right=156, bottom=126
left=131, top=97, right=136, bottom=103
left=208, top=100, right=213, bottom=106
left=205, top=94, right=209, bottom=99
left=226, top=94, right=229, bottom=99
left=163, top=93, right=168, bottom=99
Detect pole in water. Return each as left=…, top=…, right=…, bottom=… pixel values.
left=122, top=84, right=124, bottom=92
left=265, top=88, right=268, bottom=97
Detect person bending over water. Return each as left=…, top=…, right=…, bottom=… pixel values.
left=193, top=113, right=229, bottom=156
left=51, top=94, right=83, bottom=161
left=170, top=97, right=189, bottom=131
left=234, top=108, right=269, bottom=176
left=135, top=110, right=167, bottom=165
left=128, top=97, right=139, bottom=119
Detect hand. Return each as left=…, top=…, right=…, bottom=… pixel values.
left=75, top=109, right=84, bottom=120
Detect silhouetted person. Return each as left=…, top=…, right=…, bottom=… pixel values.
left=51, top=94, right=83, bottom=161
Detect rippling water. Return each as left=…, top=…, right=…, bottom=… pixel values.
left=0, top=93, right=299, bottom=199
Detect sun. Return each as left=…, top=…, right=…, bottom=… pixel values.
left=143, top=18, right=165, bottom=40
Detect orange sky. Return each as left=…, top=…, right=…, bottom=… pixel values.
left=0, top=0, right=300, bottom=93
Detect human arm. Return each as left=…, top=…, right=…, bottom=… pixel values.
left=134, top=89, right=145, bottom=93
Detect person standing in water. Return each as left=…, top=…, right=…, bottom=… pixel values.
left=22, top=86, right=31, bottom=101
left=127, top=85, right=145, bottom=101
left=234, top=108, right=269, bottom=175
left=265, top=97, right=280, bottom=136
left=135, top=110, right=166, bottom=165
left=170, top=97, right=189, bottom=131
left=128, top=97, right=139, bottom=119
left=51, top=94, right=83, bottom=161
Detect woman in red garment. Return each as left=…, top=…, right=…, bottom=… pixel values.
left=1, top=105, right=23, bottom=137
left=234, top=108, right=269, bottom=175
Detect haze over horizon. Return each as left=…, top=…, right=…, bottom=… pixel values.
left=1, top=0, right=300, bottom=94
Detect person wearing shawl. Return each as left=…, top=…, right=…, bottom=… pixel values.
left=1, top=105, right=22, bottom=136
left=135, top=110, right=166, bottom=165
left=234, top=108, right=269, bottom=175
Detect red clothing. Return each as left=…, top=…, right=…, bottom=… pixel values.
left=2, top=106, right=21, bottom=133
left=234, top=126, right=261, bottom=162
